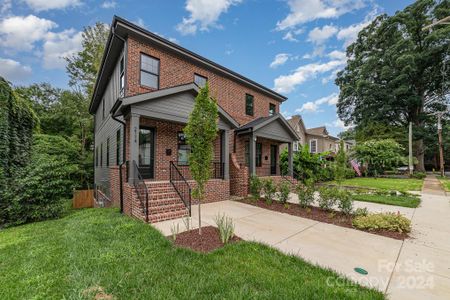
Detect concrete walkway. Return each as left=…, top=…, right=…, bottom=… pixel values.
left=153, top=176, right=450, bottom=299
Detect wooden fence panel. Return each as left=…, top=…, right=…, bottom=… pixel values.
left=73, top=189, right=94, bottom=208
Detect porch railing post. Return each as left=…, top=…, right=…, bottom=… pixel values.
left=288, top=142, right=293, bottom=177
left=249, top=133, right=256, bottom=176
left=128, top=113, right=140, bottom=184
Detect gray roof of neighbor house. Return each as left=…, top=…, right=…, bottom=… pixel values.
left=306, top=126, right=339, bottom=140
left=235, top=114, right=299, bottom=142
left=89, top=15, right=287, bottom=114
left=287, top=114, right=306, bottom=133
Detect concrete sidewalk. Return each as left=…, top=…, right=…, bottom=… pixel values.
left=153, top=176, right=450, bottom=299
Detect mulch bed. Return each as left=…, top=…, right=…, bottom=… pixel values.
left=240, top=198, right=408, bottom=240
left=172, top=226, right=241, bottom=252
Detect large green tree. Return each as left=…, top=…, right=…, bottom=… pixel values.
left=65, top=22, right=109, bottom=98
left=184, top=84, right=218, bottom=234
left=336, top=0, right=450, bottom=171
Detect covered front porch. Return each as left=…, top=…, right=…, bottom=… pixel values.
left=235, top=114, right=298, bottom=178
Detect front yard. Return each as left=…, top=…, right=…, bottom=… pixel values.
left=438, top=176, right=450, bottom=192
left=0, top=209, right=383, bottom=299
left=337, top=177, right=424, bottom=192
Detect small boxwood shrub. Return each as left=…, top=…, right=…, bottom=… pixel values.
left=411, top=172, right=426, bottom=179
left=278, top=181, right=291, bottom=204
left=337, top=189, right=353, bottom=215
left=296, top=180, right=315, bottom=208
left=352, top=213, right=411, bottom=233
left=318, top=187, right=338, bottom=211
left=262, top=178, right=276, bottom=205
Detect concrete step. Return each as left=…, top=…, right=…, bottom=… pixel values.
left=149, top=209, right=189, bottom=223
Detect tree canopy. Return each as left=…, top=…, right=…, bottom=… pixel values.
left=336, top=0, right=450, bottom=171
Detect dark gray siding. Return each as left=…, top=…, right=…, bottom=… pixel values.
left=94, top=50, right=124, bottom=197
left=255, top=120, right=293, bottom=142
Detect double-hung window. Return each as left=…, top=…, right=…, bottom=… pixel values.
left=256, top=143, right=262, bottom=167
left=140, top=54, right=159, bottom=89
left=119, top=57, right=125, bottom=97
left=310, top=140, right=317, bottom=153
left=269, top=103, right=276, bottom=116
left=194, top=74, right=207, bottom=87
left=245, top=94, right=254, bottom=116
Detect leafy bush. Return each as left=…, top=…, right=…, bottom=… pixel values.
left=296, top=180, right=315, bottom=208
left=5, top=134, right=79, bottom=226
left=214, top=213, right=235, bottom=244
left=352, top=213, right=411, bottom=233
left=337, top=189, right=353, bottom=215
left=278, top=181, right=291, bottom=204
left=249, top=175, right=262, bottom=200
left=353, top=207, right=369, bottom=217
left=411, top=172, right=426, bottom=179
left=262, top=178, right=276, bottom=205
left=317, top=187, right=338, bottom=211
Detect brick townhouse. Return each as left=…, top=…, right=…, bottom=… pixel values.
left=90, top=16, right=298, bottom=223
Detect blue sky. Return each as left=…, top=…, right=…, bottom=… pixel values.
left=0, top=0, right=414, bottom=135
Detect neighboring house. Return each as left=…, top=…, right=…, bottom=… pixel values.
left=287, top=115, right=340, bottom=154
left=91, top=16, right=298, bottom=223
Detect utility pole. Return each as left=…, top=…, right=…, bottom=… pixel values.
left=409, top=122, right=413, bottom=175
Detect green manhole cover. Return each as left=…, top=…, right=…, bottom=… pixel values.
left=354, top=267, right=368, bottom=275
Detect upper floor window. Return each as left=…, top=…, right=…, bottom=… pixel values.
left=95, top=147, right=99, bottom=167
left=245, top=94, right=254, bottom=116
left=116, top=129, right=121, bottom=165
left=106, top=137, right=110, bottom=167
left=102, top=98, right=105, bottom=120
left=140, top=54, right=159, bottom=89
left=194, top=74, right=207, bottom=87
left=269, top=103, right=276, bottom=116
left=310, top=140, right=317, bottom=153
left=119, top=57, right=125, bottom=97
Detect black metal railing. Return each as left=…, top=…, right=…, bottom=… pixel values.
left=169, top=161, right=192, bottom=216
left=256, top=162, right=282, bottom=177
left=132, top=160, right=149, bottom=222
left=174, top=161, right=224, bottom=180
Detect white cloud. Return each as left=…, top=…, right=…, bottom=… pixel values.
left=176, top=0, right=242, bottom=35
left=296, top=92, right=338, bottom=112
left=23, top=0, right=81, bottom=11
left=328, top=119, right=352, bottom=130
left=1, top=0, right=12, bottom=15
left=307, top=25, right=337, bottom=45
left=0, top=15, right=57, bottom=51
left=274, top=59, right=346, bottom=93
left=276, top=0, right=365, bottom=31
left=42, top=29, right=83, bottom=69
left=0, top=58, right=32, bottom=81
left=327, top=50, right=346, bottom=60
left=336, top=21, right=370, bottom=46
left=282, top=31, right=298, bottom=42
left=270, top=53, right=290, bottom=68
left=101, top=1, right=116, bottom=9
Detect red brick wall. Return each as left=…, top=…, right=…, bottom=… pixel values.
left=126, top=36, right=281, bottom=126
left=188, top=179, right=230, bottom=203
left=230, top=153, right=249, bottom=197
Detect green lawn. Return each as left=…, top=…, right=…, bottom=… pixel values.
left=338, top=177, right=423, bottom=192
left=437, top=176, right=450, bottom=192
left=352, top=194, right=421, bottom=208
left=0, top=209, right=383, bottom=299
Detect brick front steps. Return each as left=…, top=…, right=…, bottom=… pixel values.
left=145, top=181, right=189, bottom=223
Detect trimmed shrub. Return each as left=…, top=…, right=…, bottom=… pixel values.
left=411, top=172, right=426, bottom=179
left=352, top=213, right=411, bottom=233
left=337, top=189, right=353, bottom=215
left=317, top=187, right=338, bottom=211
left=296, top=180, right=315, bottom=208
left=262, top=178, right=276, bottom=205
left=249, top=175, right=262, bottom=200
left=353, top=207, right=369, bottom=217
left=278, top=181, right=291, bottom=204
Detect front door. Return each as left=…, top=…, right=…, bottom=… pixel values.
left=270, top=145, right=277, bottom=175
left=138, top=127, right=155, bottom=179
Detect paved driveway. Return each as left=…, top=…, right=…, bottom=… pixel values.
left=153, top=176, right=450, bottom=299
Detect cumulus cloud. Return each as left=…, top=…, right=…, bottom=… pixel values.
left=296, top=92, right=338, bottom=112
left=0, top=15, right=57, bottom=51
left=327, top=119, right=352, bottom=130
left=307, top=25, right=337, bottom=45
left=336, top=21, right=370, bottom=46
left=0, top=58, right=32, bottom=81
left=23, top=0, right=81, bottom=11
left=176, top=0, right=242, bottom=35
left=273, top=59, right=346, bottom=93
left=270, top=53, right=290, bottom=68
left=276, top=0, right=365, bottom=31
left=101, top=1, right=116, bottom=9
left=42, top=29, right=83, bottom=69
left=327, top=50, right=346, bottom=60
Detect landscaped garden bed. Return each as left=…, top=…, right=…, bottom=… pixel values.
left=171, top=226, right=241, bottom=252
left=240, top=198, right=409, bottom=240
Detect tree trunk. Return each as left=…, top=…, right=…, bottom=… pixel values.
left=198, top=197, right=202, bottom=235
left=415, top=139, right=425, bottom=172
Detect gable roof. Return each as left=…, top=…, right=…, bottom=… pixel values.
left=236, top=114, right=299, bottom=141
left=89, top=16, right=287, bottom=114
left=306, top=126, right=328, bottom=136
left=287, top=114, right=306, bottom=134
left=112, top=83, right=239, bottom=129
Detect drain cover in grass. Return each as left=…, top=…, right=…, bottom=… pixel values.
left=354, top=267, right=368, bottom=275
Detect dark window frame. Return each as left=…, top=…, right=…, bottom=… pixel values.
left=95, top=146, right=98, bottom=167
left=269, top=103, right=276, bottom=116
left=100, top=143, right=103, bottom=167
left=139, top=53, right=160, bottom=89
left=194, top=73, right=207, bottom=87
left=119, top=56, right=125, bottom=97
left=102, top=98, right=105, bottom=120
left=116, top=129, right=121, bottom=165
left=256, top=143, right=262, bottom=167
left=106, top=137, right=110, bottom=167
left=245, top=94, right=254, bottom=116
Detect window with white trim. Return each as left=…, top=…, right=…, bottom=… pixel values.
left=293, top=141, right=299, bottom=152
left=310, top=139, right=317, bottom=153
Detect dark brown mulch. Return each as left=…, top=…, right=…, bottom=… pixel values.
left=172, top=226, right=241, bottom=253
left=240, top=198, right=409, bottom=240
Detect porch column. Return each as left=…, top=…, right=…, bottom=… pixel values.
left=288, top=142, right=293, bottom=177
left=249, top=133, right=256, bottom=176
left=221, top=130, right=230, bottom=180
left=128, top=113, right=140, bottom=184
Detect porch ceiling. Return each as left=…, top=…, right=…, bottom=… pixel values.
left=236, top=114, right=299, bottom=143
